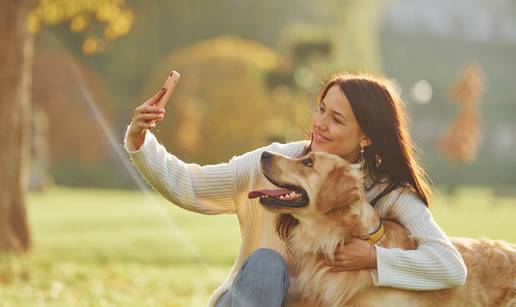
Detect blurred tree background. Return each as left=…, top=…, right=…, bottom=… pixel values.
left=1, top=0, right=135, bottom=253
left=26, top=0, right=516, bottom=190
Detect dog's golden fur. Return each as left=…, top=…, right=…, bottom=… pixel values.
left=258, top=151, right=516, bottom=307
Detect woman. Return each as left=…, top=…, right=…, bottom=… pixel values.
left=124, top=73, right=467, bottom=307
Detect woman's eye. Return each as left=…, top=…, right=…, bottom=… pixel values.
left=301, top=158, right=313, bottom=167
left=333, top=117, right=343, bottom=124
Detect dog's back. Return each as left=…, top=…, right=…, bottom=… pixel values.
left=448, top=237, right=516, bottom=306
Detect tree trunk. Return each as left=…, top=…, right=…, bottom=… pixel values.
left=0, top=0, right=33, bottom=253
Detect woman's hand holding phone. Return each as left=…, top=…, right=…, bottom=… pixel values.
left=127, top=70, right=180, bottom=151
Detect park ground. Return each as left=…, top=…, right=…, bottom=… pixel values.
left=0, top=186, right=514, bottom=306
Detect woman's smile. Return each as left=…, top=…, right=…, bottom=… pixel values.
left=314, top=132, right=332, bottom=142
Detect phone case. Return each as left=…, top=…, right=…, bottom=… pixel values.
left=157, top=70, right=180, bottom=109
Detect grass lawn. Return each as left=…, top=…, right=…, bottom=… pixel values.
left=0, top=186, right=515, bottom=306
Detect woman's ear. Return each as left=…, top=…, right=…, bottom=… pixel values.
left=361, top=136, right=372, bottom=147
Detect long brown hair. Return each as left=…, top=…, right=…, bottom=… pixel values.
left=277, top=73, right=432, bottom=240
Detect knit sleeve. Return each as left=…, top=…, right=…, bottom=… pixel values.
left=125, top=128, right=244, bottom=214
left=372, top=188, right=467, bottom=290
left=124, top=128, right=308, bottom=215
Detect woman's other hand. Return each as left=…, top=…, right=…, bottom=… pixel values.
left=324, top=239, right=377, bottom=272
left=127, top=88, right=167, bottom=150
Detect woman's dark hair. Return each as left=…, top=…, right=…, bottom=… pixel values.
left=277, top=73, right=432, bottom=240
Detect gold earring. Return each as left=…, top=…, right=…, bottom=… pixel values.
left=359, top=143, right=365, bottom=170
left=375, top=153, right=382, bottom=168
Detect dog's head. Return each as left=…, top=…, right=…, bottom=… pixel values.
left=248, top=151, right=365, bottom=228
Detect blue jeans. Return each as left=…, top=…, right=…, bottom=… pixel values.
left=216, top=248, right=290, bottom=307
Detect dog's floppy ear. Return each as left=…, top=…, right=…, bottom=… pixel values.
left=316, top=166, right=361, bottom=213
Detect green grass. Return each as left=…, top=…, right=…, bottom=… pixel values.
left=1, top=187, right=241, bottom=307
left=432, top=186, right=516, bottom=242
left=1, top=186, right=515, bottom=306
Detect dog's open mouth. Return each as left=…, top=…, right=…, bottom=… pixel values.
left=248, top=182, right=308, bottom=208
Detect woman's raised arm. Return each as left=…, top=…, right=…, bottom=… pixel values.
left=125, top=88, right=308, bottom=215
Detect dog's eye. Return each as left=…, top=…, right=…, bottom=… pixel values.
left=301, top=158, right=313, bottom=167
left=328, top=207, right=344, bottom=215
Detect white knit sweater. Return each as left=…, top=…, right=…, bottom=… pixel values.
left=124, top=131, right=467, bottom=306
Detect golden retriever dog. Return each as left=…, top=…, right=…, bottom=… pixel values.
left=249, top=151, right=516, bottom=307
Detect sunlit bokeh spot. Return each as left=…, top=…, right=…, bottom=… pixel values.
left=411, top=80, right=433, bottom=104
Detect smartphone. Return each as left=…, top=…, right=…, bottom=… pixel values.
left=157, top=70, right=180, bottom=109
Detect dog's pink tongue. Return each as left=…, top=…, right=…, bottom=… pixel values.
left=248, top=189, right=291, bottom=199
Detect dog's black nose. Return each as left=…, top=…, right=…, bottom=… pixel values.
left=261, top=151, right=273, bottom=163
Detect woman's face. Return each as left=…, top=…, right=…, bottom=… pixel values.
left=311, top=85, right=369, bottom=162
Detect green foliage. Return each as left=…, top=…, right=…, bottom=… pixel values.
left=29, top=0, right=134, bottom=54
left=316, top=0, right=385, bottom=71
left=142, top=36, right=313, bottom=164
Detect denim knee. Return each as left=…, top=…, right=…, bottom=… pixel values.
left=241, top=248, right=290, bottom=289
left=216, top=249, right=290, bottom=307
